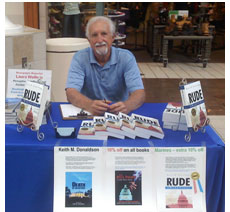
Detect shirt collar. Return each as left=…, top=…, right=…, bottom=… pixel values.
left=89, top=46, right=118, bottom=66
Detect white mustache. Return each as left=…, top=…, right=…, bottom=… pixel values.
left=95, top=42, right=107, bottom=47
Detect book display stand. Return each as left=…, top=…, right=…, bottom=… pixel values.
left=16, top=79, right=58, bottom=141
left=179, top=79, right=210, bottom=142
left=16, top=101, right=58, bottom=141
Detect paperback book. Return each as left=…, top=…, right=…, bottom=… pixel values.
left=179, top=81, right=208, bottom=131
left=77, top=120, right=108, bottom=140
left=162, top=102, right=188, bottom=131
left=115, top=170, right=142, bottom=205
left=93, top=116, right=108, bottom=136
left=5, top=98, right=21, bottom=114
left=17, top=80, right=49, bottom=130
left=118, top=112, right=136, bottom=139
left=104, top=112, right=125, bottom=139
left=5, top=98, right=21, bottom=124
left=131, top=114, right=164, bottom=139
left=163, top=122, right=188, bottom=131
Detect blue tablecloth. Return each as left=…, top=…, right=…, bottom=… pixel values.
left=5, top=102, right=225, bottom=212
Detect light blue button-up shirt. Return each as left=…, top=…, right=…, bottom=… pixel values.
left=66, top=47, right=144, bottom=102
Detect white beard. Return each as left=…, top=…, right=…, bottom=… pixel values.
left=95, top=42, right=108, bottom=56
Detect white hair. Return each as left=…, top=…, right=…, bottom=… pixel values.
left=85, top=16, right=116, bottom=39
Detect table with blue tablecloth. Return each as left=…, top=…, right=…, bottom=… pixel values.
left=5, top=102, right=225, bottom=212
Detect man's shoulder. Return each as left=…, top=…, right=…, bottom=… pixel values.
left=114, top=47, right=134, bottom=58
left=75, top=47, right=90, bottom=55
left=73, top=47, right=90, bottom=61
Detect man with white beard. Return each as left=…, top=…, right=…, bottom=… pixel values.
left=66, top=16, right=145, bottom=115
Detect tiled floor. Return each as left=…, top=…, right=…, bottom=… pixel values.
left=209, top=115, right=225, bottom=142
left=138, top=62, right=225, bottom=79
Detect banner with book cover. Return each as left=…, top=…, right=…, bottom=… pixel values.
left=53, top=147, right=105, bottom=212
left=155, top=147, right=206, bottom=212
left=53, top=147, right=206, bottom=212
left=104, top=147, right=156, bottom=212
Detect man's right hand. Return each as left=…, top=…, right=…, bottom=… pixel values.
left=89, top=100, right=112, bottom=115
left=66, top=88, right=112, bottom=116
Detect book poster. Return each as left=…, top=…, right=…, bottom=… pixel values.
left=115, top=170, right=142, bottom=205
left=65, top=172, right=92, bottom=207
left=155, top=147, right=206, bottom=212
left=53, top=147, right=104, bottom=212
left=104, top=147, right=156, bottom=212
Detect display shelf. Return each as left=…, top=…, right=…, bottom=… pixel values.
left=48, top=3, right=64, bottom=38
left=108, top=10, right=127, bottom=47
left=112, top=40, right=125, bottom=46
left=118, top=21, right=126, bottom=26
left=114, top=33, right=126, bottom=40
left=107, top=11, right=125, bottom=18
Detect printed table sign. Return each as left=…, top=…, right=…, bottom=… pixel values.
left=154, top=147, right=206, bottom=212
left=6, top=69, right=52, bottom=100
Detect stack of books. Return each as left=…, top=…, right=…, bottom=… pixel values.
left=5, top=98, right=21, bottom=124
left=77, top=112, right=164, bottom=140
left=162, top=102, right=188, bottom=131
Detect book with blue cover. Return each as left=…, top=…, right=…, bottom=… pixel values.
left=65, top=172, right=92, bottom=207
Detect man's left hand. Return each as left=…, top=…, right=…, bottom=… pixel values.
left=109, top=102, right=128, bottom=114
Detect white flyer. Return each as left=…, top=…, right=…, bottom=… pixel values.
left=53, top=147, right=105, bottom=212
left=6, top=69, right=52, bottom=100
left=155, top=147, right=206, bottom=212
left=104, top=147, right=156, bottom=212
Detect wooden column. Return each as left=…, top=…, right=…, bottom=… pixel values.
left=24, top=2, right=39, bottom=29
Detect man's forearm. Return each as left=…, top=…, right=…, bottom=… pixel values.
left=66, top=88, right=93, bottom=111
left=66, top=88, right=111, bottom=115
left=124, top=89, right=145, bottom=113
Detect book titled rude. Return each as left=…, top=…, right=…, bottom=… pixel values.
left=179, top=81, right=208, bottom=131
left=93, top=116, right=108, bottom=136
left=77, top=120, right=108, bottom=140
left=118, top=112, right=136, bottom=139
left=131, top=114, right=164, bottom=139
left=104, top=112, right=125, bottom=139
left=17, top=80, right=49, bottom=130
left=162, top=102, right=186, bottom=124
left=162, top=102, right=188, bottom=131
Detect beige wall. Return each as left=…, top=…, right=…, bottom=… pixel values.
left=39, top=2, right=49, bottom=37
left=5, top=2, right=24, bottom=26
left=5, top=2, right=49, bottom=37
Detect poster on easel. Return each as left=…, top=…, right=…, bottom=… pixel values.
left=103, top=147, right=157, bottom=212
left=154, top=147, right=206, bottom=212
left=53, top=147, right=105, bottom=212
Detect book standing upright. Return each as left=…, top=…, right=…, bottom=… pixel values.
left=17, top=80, right=50, bottom=140
left=179, top=79, right=210, bottom=142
